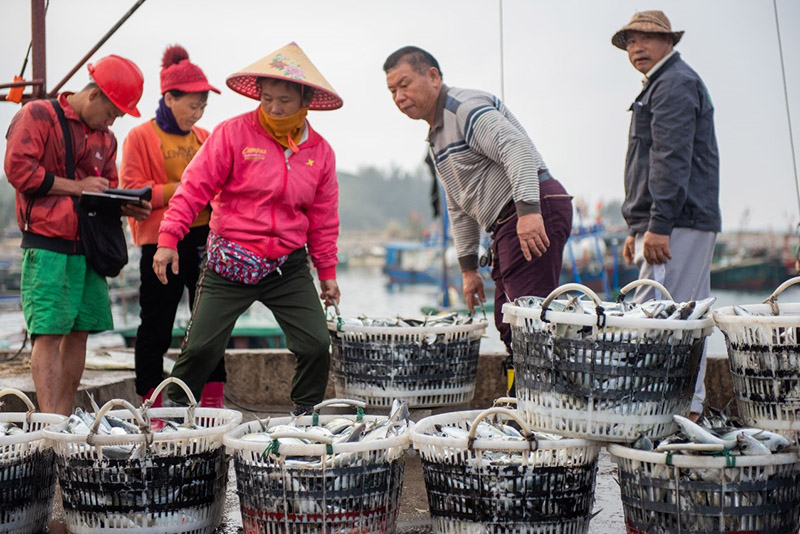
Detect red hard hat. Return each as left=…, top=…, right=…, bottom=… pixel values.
left=87, top=55, right=144, bottom=117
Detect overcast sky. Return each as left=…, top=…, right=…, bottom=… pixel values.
left=1, top=0, right=798, bottom=232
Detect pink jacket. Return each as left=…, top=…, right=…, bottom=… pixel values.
left=158, top=108, right=339, bottom=280
left=120, top=121, right=210, bottom=246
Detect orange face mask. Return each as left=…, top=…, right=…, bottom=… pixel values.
left=258, top=106, right=308, bottom=153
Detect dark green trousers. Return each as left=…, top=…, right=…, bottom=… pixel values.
left=167, top=248, right=330, bottom=406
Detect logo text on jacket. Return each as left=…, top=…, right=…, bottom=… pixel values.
left=242, top=147, right=267, bottom=160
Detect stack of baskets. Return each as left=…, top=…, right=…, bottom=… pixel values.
left=411, top=401, right=601, bottom=534
left=43, top=378, right=241, bottom=534
left=713, top=277, right=800, bottom=444
left=224, top=398, right=411, bottom=534
left=0, top=389, right=64, bottom=534
left=328, top=313, right=487, bottom=408
left=502, top=281, right=714, bottom=442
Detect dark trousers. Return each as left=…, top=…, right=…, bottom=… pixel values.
left=134, top=225, right=225, bottom=395
left=491, top=178, right=573, bottom=353
left=167, top=248, right=330, bottom=406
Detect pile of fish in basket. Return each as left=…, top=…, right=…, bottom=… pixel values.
left=223, top=398, right=412, bottom=534
left=0, top=388, right=64, bottom=534
left=44, top=378, right=242, bottom=533
left=328, top=307, right=488, bottom=408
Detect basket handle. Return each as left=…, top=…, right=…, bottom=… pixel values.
left=143, top=377, right=197, bottom=426
left=266, top=431, right=334, bottom=444
left=617, top=279, right=674, bottom=302
left=313, top=398, right=367, bottom=412
left=87, top=398, right=152, bottom=447
left=763, top=276, right=800, bottom=315
left=0, top=388, right=36, bottom=429
left=541, top=283, right=605, bottom=326
left=467, top=407, right=536, bottom=450
left=655, top=442, right=726, bottom=453
left=311, top=398, right=366, bottom=425
left=491, top=397, right=518, bottom=407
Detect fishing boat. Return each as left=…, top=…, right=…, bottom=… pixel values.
left=115, top=305, right=286, bottom=349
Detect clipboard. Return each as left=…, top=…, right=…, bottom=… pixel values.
left=79, top=186, right=152, bottom=214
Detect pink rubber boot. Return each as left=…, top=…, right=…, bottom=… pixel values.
left=142, top=388, right=164, bottom=430
left=200, top=382, right=225, bottom=409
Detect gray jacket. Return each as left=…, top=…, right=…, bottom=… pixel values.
left=622, top=52, right=721, bottom=236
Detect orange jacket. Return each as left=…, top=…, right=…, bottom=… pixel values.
left=120, top=120, right=210, bottom=246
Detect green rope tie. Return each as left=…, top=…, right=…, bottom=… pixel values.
left=336, top=315, right=344, bottom=332
left=262, top=438, right=280, bottom=459
left=723, top=448, right=736, bottom=468
left=665, top=451, right=674, bottom=466
left=326, top=443, right=333, bottom=455
left=312, top=412, right=320, bottom=426
left=356, top=406, right=365, bottom=422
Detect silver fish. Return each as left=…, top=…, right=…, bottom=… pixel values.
left=673, top=415, right=725, bottom=446
left=736, top=432, right=772, bottom=456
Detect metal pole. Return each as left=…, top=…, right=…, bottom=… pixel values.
left=47, top=0, right=147, bottom=97
left=30, top=0, right=46, bottom=99
left=498, top=0, right=505, bottom=102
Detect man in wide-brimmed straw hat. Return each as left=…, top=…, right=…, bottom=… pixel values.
left=383, top=46, right=574, bottom=386
left=613, top=11, right=721, bottom=420
left=153, top=42, right=343, bottom=415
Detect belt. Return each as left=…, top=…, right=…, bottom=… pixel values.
left=488, top=169, right=552, bottom=233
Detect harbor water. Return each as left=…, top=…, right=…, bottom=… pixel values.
left=0, top=264, right=796, bottom=356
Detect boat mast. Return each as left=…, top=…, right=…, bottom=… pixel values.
left=773, top=0, right=800, bottom=270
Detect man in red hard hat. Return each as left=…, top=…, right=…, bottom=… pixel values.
left=4, top=54, right=152, bottom=415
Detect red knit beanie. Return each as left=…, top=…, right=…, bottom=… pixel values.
left=160, top=45, right=220, bottom=95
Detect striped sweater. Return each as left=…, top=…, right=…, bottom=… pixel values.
left=428, top=86, right=548, bottom=270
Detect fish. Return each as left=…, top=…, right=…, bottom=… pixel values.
left=673, top=415, right=726, bottom=446
left=720, top=428, right=791, bottom=452
left=736, top=432, right=772, bottom=456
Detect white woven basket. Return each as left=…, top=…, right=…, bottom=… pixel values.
left=224, top=398, right=411, bottom=534
left=608, top=443, right=800, bottom=534
left=43, top=378, right=242, bottom=534
left=328, top=318, right=487, bottom=408
left=713, top=276, right=800, bottom=444
left=503, top=281, right=714, bottom=443
left=0, top=389, right=65, bottom=534
left=411, top=403, right=601, bottom=534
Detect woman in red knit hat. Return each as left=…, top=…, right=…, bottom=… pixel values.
left=120, top=45, right=226, bottom=409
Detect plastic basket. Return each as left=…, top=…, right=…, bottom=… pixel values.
left=503, top=281, right=714, bottom=442
left=0, top=389, right=65, bottom=534
left=713, top=277, right=800, bottom=445
left=608, top=442, right=800, bottom=534
left=223, top=398, right=411, bottom=534
left=43, top=378, right=242, bottom=534
left=411, top=402, right=601, bottom=534
left=328, top=314, right=487, bottom=408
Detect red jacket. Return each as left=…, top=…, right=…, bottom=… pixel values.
left=158, top=108, right=339, bottom=280
left=120, top=121, right=210, bottom=246
left=4, top=93, right=118, bottom=252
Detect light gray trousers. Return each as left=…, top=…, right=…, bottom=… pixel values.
left=632, top=227, right=716, bottom=414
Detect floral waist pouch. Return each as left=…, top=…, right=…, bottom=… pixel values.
left=206, top=232, right=287, bottom=285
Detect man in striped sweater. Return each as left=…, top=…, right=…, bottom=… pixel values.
left=384, top=46, right=573, bottom=357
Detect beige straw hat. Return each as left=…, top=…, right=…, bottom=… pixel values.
left=226, top=42, right=342, bottom=110
left=611, top=10, right=684, bottom=50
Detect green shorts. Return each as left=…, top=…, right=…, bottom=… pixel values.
left=21, top=248, right=113, bottom=336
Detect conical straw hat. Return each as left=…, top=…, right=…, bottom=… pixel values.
left=226, top=42, right=342, bottom=110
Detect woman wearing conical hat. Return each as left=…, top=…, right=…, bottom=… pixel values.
left=152, top=42, right=343, bottom=415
